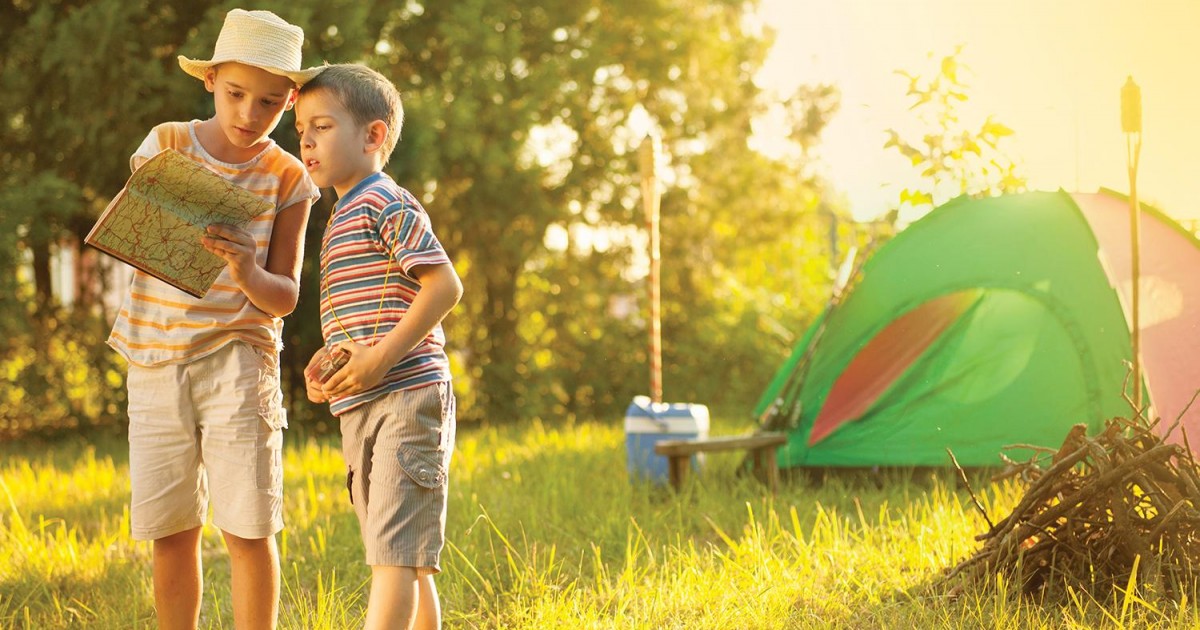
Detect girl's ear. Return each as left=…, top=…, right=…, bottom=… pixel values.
left=364, top=120, right=389, bottom=154
left=285, top=88, right=298, bottom=111
left=203, top=68, right=218, bottom=93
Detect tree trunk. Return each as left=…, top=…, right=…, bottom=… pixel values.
left=31, top=239, right=54, bottom=318
left=70, top=217, right=98, bottom=314
left=477, top=264, right=522, bottom=423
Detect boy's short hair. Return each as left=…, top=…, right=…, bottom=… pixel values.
left=301, top=64, right=404, bottom=165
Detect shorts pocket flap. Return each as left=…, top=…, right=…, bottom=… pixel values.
left=396, top=446, right=447, bottom=489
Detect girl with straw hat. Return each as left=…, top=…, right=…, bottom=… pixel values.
left=107, top=8, right=323, bottom=628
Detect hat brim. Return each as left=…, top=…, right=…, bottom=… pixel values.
left=179, top=55, right=325, bottom=85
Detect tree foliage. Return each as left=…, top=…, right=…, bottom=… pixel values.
left=370, top=0, right=840, bottom=420
left=884, top=47, right=1026, bottom=219
left=1, top=0, right=840, bottom=433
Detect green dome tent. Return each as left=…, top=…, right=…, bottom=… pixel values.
left=756, top=190, right=1200, bottom=468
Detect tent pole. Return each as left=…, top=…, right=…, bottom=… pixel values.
left=1122, top=77, right=1143, bottom=412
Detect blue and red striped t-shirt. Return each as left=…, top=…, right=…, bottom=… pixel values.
left=319, top=172, right=453, bottom=415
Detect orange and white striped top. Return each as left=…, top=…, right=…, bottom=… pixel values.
left=107, top=121, right=319, bottom=366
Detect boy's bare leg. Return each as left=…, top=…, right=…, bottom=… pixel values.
left=222, top=531, right=280, bottom=630
left=415, top=574, right=442, bottom=630
left=364, top=566, right=430, bottom=630
left=153, top=527, right=204, bottom=630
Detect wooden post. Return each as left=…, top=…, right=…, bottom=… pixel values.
left=667, top=454, right=689, bottom=490
left=1122, top=76, right=1143, bottom=412
left=639, top=134, right=663, bottom=403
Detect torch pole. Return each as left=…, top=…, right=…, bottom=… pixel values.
left=639, top=134, right=663, bottom=404
left=1122, top=77, right=1143, bottom=412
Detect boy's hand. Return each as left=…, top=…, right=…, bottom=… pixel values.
left=322, top=341, right=391, bottom=399
left=304, top=348, right=330, bottom=403
left=201, top=224, right=257, bottom=284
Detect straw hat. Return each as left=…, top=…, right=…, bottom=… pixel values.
left=178, top=9, right=324, bottom=85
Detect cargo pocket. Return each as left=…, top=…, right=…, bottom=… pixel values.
left=395, top=382, right=454, bottom=489
left=397, top=446, right=446, bottom=489
left=256, top=421, right=284, bottom=490
left=247, top=343, right=286, bottom=490
left=250, top=344, right=287, bottom=431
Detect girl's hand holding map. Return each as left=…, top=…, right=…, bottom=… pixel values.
left=201, top=223, right=258, bottom=283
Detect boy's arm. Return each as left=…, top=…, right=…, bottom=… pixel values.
left=202, top=198, right=312, bottom=317
left=322, top=262, right=463, bottom=399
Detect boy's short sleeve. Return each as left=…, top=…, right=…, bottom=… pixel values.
left=377, top=198, right=451, bottom=276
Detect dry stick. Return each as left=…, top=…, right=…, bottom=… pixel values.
left=1120, top=361, right=1151, bottom=425
left=946, top=448, right=994, bottom=530
left=1004, top=444, right=1059, bottom=456
left=1000, top=518, right=1081, bottom=567
left=984, top=444, right=1094, bottom=539
left=991, top=465, right=1028, bottom=483
left=980, top=480, right=1078, bottom=545
left=1107, top=423, right=1140, bottom=456
left=1085, top=438, right=1114, bottom=473
left=943, top=546, right=997, bottom=581
left=992, top=452, right=1048, bottom=483
left=1007, top=538, right=1063, bottom=588
left=1146, top=502, right=1188, bottom=544
left=1130, top=477, right=1177, bottom=514
left=1176, top=429, right=1200, bottom=529
left=1163, top=388, right=1200, bottom=442
left=1170, top=452, right=1200, bottom=500
left=1109, top=474, right=1151, bottom=569
left=947, top=414, right=1200, bottom=592
left=1120, top=415, right=1154, bottom=439
left=1182, top=427, right=1198, bottom=468
left=997, top=445, right=1178, bottom=556
left=1130, top=461, right=1183, bottom=507
left=1017, top=444, right=1176, bottom=532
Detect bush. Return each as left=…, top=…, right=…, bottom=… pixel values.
left=0, top=309, right=126, bottom=439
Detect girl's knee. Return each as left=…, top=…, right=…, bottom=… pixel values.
left=221, top=530, right=274, bottom=551
left=155, top=526, right=202, bottom=549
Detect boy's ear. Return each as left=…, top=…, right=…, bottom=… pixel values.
left=203, top=68, right=218, bottom=93
left=364, top=120, right=389, bottom=154
left=285, top=89, right=298, bottom=112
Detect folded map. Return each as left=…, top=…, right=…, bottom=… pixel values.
left=85, top=148, right=271, bottom=298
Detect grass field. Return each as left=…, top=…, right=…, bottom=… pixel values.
left=2, top=418, right=1197, bottom=628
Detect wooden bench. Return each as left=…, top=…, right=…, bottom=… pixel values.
left=654, top=432, right=788, bottom=493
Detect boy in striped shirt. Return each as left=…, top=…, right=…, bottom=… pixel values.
left=107, top=10, right=322, bottom=629
left=296, top=64, right=463, bottom=630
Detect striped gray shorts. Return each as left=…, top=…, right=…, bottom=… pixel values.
left=338, top=381, right=456, bottom=570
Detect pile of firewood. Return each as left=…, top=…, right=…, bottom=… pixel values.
left=941, top=415, right=1200, bottom=597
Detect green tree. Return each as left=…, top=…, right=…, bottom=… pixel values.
left=652, top=77, right=840, bottom=411
left=884, top=47, right=1026, bottom=218
left=0, top=0, right=377, bottom=435
left=1, top=0, right=841, bottom=432
left=0, top=1, right=222, bottom=314
left=0, top=0, right=223, bottom=435
left=364, top=0, right=838, bottom=421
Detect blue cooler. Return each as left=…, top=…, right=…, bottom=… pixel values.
left=624, top=395, right=710, bottom=483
